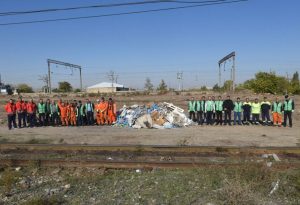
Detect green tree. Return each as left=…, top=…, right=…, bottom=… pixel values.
left=212, top=83, right=221, bottom=91
left=289, top=71, right=300, bottom=94
left=157, top=79, right=168, bottom=93
left=58, top=81, right=73, bottom=92
left=223, top=80, right=233, bottom=91
left=240, top=72, right=289, bottom=94
left=17, top=83, right=33, bottom=93
left=200, top=86, right=207, bottom=91
left=291, top=71, right=299, bottom=84
left=144, top=77, right=154, bottom=91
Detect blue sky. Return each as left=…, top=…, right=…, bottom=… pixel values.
left=0, top=0, right=299, bottom=90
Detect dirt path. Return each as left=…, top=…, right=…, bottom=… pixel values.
left=0, top=124, right=299, bottom=147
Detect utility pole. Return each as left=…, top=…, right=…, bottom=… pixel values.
left=232, top=55, right=235, bottom=91
left=218, top=52, right=236, bottom=92
left=48, top=61, right=51, bottom=93
left=47, top=59, right=83, bottom=94
left=177, top=71, right=183, bottom=91
left=107, top=71, right=116, bottom=93
left=38, top=74, right=49, bottom=93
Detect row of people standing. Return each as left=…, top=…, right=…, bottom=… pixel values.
left=188, top=95, right=294, bottom=127
left=4, top=97, right=117, bottom=130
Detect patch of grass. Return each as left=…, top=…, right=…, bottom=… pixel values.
left=25, top=138, right=51, bottom=144
left=0, top=137, right=8, bottom=143
left=0, top=168, right=20, bottom=193
left=215, top=147, right=229, bottom=152
left=1, top=164, right=300, bottom=204
left=22, top=195, right=67, bottom=205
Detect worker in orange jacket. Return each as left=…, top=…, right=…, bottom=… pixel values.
left=107, top=98, right=117, bottom=125
left=66, top=101, right=72, bottom=125
left=60, top=102, right=69, bottom=126
left=26, top=99, right=37, bottom=127
left=4, top=99, right=17, bottom=130
left=70, top=103, right=77, bottom=126
left=96, top=97, right=108, bottom=125
left=16, top=97, right=27, bottom=128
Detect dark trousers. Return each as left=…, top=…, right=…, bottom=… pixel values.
left=206, top=111, right=213, bottom=125
left=86, top=111, right=94, bottom=125
left=45, top=113, right=51, bottom=126
left=261, top=111, right=271, bottom=122
left=197, top=111, right=205, bottom=125
left=51, top=112, right=60, bottom=126
left=189, top=111, right=196, bottom=122
left=212, top=112, right=216, bottom=124
left=284, top=111, right=292, bottom=127
left=243, top=111, right=251, bottom=123
left=252, top=114, right=260, bottom=124
left=17, top=112, right=27, bottom=128
left=7, top=114, right=17, bottom=130
left=28, top=113, right=35, bottom=127
left=77, top=115, right=84, bottom=126
left=224, top=110, right=232, bottom=125
left=38, top=113, right=45, bottom=126
left=216, top=111, right=223, bottom=125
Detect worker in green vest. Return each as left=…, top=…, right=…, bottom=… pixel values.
left=50, top=100, right=60, bottom=126
left=251, top=98, right=261, bottom=125
left=211, top=96, right=216, bottom=124
left=196, top=96, right=206, bottom=125
left=76, top=100, right=86, bottom=126
left=271, top=97, right=283, bottom=127
left=37, top=99, right=46, bottom=126
left=188, top=97, right=196, bottom=122
left=215, top=96, right=223, bottom=125
left=233, top=97, right=243, bottom=125
left=283, top=95, right=295, bottom=127
left=205, top=96, right=215, bottom=125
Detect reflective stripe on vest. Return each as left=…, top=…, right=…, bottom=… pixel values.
left=188, top=101, right=196, bottom=112
left=38, top=103, right=46, bottom=113
left=215, top=100, right=223, bottom=111
left=251, top=103, right=261, bottom=114
left=284, top=100, right=293, bottom=111
left=234, top=102, right=243, bottom=112
left=206, top=101, right=214, bottom=112
left=272, top=102, right=282, bottom=113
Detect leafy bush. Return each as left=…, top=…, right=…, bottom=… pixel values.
left=17, top=84, right=34, bottom=93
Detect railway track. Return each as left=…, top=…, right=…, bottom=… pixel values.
left=0, top=144, right=299, bottom=169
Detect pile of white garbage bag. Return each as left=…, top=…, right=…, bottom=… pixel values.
left=114, top=102, right=193, bottom=129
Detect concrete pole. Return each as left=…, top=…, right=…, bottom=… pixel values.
left=232, top=55, right=236, bottom=92
left=47, top=60, right=51, bottom=94
left=79, top=67, right=83, bottom=91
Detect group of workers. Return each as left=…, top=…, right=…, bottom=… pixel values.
left=4, top=97, right=117, bottom=130
left=188, top=95, right=295, bottom=127
left=4, top=94, right=296, bottom=130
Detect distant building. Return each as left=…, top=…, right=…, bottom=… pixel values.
left=87, top=82, right=129, bottom=93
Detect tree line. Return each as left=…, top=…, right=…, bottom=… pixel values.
left=13, top=71, right=300, bottom=95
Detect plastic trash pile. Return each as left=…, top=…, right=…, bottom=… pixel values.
left=115, top=102, right=193, bottom=129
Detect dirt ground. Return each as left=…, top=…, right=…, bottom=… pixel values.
left=0, top=92, right=299, bottom=147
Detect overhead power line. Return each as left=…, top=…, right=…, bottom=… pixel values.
left=0, top=0, right=242, bottom=17
left=0, top=0, right=248, bottom=26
